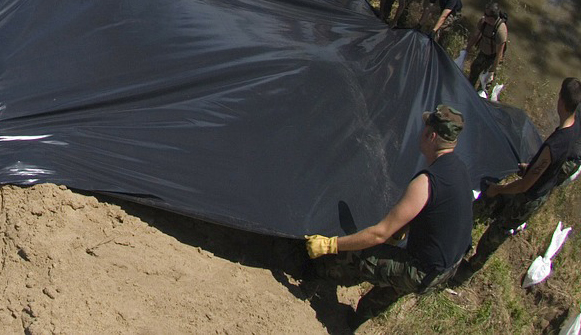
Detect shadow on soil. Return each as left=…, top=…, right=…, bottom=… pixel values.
left=77, top=190, right=356, bottom=334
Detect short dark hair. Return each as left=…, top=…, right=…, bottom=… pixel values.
left=560, top=77, right=581, bottom=113
left=485, top=2, right=500, bottom=19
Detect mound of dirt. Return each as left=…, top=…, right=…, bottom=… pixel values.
left=0, top=184, right=332, bottom=334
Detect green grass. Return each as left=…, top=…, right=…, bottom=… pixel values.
left=359, top=1, right=580, bottom=333
left=371, top=264, right=532, bottom=333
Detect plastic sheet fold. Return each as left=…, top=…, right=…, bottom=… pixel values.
left=0, top=0, right=542, bottom=237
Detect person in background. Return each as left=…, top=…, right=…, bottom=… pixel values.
left=305, top=105, right=473, bottom=331
left=462, top=2, right=508, bottom=89
left=417, top=0, right=462, bottom=41
left=451, top=77, right=581, bottom=286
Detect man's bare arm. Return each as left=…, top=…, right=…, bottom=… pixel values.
left=337, top=174, right=430, bottom=251
left=432, top=8, right=452, bottom=32
left=487, top=146, right=551, bottom=196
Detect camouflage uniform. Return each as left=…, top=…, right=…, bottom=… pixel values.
left=468, top=52, right=495, bottom=87
left=354, top=245, right=426, bottom=318
left=464, top=192, right=549, bottom=274
left=473, top=192, right=548, bottom=230
left=313, top=243, right=457, bottom=321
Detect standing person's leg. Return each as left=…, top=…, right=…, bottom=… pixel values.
left=468, top=193, right=546, bottom=271
left=450, top=218, right=508, bottom=286
left=473, top=195, right=503, bottom=224
left=391, top=0, right=409, bottom=28
left=468, top=52, right=495, bottom=88
left=467, top=219, right=509, bottom=271
left=454, top=193, right=548, bottom=285
left=417, top=1, right=437, bottom=29
left=380, top=0, right=397, bottom=21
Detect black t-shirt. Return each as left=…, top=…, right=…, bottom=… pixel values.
left=525, top=124, right=578, bottom=199
left=568, top=113, right=581, bottom=161
left=430, top=0, right=462, bottom=14
left=405, top=153, right=473, bottom=273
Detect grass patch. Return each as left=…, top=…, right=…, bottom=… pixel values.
left=359, top=1, right=580, bottom=333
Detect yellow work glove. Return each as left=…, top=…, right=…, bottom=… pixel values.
left=304, top=235, right=338, bottom=259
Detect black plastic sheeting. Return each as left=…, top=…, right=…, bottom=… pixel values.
left=0, top=0, right=542, bottom=237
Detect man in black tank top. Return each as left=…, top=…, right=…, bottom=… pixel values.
left=452, top=78, right=581, bottom=286
left=304, top=105, right=473, bottom=330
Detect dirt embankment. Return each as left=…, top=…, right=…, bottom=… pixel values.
left=0, top=184, right=333, bottom=334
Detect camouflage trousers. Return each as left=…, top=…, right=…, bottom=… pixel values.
left=379, top=0, right=397, bottom=21
left=557, top=159, right=581, bottom=186
left=473, top=192, right=549, bottom=230
left=468, top=51, right=496, bottom=87
left=469, top=192, right=549, bottom=271
left=314, top=244, right=427, bottom=319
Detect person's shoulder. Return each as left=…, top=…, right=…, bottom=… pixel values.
left=496, top=21, right=508, bottom=40
left=499, top=21, right=508, bottom=33
left=431, top=152, right=463, bottom=170
left=561, top=124, right=579, bottom=138
left=545, top=126, right=575, bottom=144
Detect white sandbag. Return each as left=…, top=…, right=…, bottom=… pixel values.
left=454, top=49, right=467, bottom=69
left=544, top=221, right=572, bottom=259
left=490, top=83, right=505, bottom=102
left=522, top=221, right=572, bottom=288
left=559, top=310, right=581, bottom=335
left=522, top=255, right=549, bottom=288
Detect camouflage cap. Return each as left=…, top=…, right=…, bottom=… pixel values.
left=422, top=104, right=464, bottom=141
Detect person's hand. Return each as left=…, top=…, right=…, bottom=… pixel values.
left=304, top=235, right=338, bottom=259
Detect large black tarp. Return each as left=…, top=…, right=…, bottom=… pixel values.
left=0, top=0, right=542, bottom=237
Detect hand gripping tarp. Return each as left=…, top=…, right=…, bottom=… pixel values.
left=0, top=0, right=542, bottom=237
